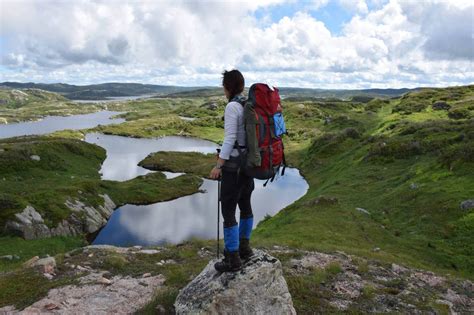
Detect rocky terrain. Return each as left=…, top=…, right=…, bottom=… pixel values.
left=272, top=247, right=473, bottom=314
left=4, top=195, right=115, bottom=240
left=1, top=245, right=472, bottom=314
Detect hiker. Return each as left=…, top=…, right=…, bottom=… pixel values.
left=209, top=69, right=254, bottom=272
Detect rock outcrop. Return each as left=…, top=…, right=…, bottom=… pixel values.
left=174, top=249, right=296, bottom=315
left=4, top=194, right=116, bottom=239
left=7, top=273, right=165, bottom=314
left=460, top=199, right=474, bottom=210
left=432, top=101, right=451, bottom=110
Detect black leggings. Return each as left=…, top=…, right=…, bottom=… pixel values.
left=220, top=169, right=255, bottom=228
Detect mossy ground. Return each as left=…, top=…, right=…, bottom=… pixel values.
left=139, top=151, right=215, bottom=179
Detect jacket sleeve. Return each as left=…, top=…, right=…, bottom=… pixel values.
left=219, top=102, right=239, bottom=160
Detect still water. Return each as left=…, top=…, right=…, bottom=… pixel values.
left=89, top=133, right=308, bottom=246
left=93, top=169, right=307, bottom=246
left=84, top=133, right=218, bottom=181
left=0, top=111, right=124, bottom=139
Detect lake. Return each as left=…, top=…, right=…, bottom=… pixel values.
left=0, top=111, right=124, bottom=139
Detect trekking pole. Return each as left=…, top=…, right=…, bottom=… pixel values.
left=216, top=148, right=221, bottom=259
left=217, top=178, right=221, bottom=259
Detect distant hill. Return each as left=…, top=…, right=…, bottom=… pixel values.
left=279, top=87, right=420, bottom=100
left=1, top=82, right=421, bottom=100
left=162, top=86, right=421, bottom=100
left=0, top=88, right=68, bottom=108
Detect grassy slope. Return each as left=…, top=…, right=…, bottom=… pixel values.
left=254, top=85, right=474, bottom=278
left=0, top=136, right=203, bottom=231
left=0, top=89, right=104, bottom=123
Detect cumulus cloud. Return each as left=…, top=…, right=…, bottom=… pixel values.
left=400, top=0, right=474, bottom=60
left=0, top=0, right=472, bottom=88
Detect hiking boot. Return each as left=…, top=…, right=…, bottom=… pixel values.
left=239, top=238, right=253, bottom=260
left=214, top=250, right=242, bottom=272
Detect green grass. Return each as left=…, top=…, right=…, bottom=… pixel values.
left=253, top=85, right=474, bottom=279
left=283, top=263, right=345, bottom=313
left=139, top=151, right=215, bottom=179
left=0, top=268, right=79, bottom=310
left=0, top=236, right=86, bottom=272
left=0, top=136, right=106, bottom=227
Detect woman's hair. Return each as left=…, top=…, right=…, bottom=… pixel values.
left=222, top=69, right=245, bottom=100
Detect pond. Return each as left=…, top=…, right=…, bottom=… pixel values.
left=88, top=133, right=308, bottom=246
left=0, top=111, right=124, bottom=139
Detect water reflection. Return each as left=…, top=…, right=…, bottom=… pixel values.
left=93, top=168, right=308, bottom=246
left=0, top=111, right=124, bottom=139
left=84, top=133, right=218, bottom=181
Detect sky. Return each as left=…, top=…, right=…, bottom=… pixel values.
left=0, top=0, right=473, bottom=88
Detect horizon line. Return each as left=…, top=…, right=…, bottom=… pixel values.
left=2, top=81, right=473, bottom=91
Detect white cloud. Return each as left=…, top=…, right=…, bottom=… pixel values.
left=0, top=0, right=472, bottom=88
left=310, top=0, right=330, bottom=10
left=339, top=0, right=369, bottom=14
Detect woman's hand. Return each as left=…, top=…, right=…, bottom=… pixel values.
left=209, top=167, right=222, bottom=180
left=210, top=157, right=225, bottom=179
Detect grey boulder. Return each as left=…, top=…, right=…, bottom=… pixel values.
left=175, top=249, right=296, bottom=315
left=460, top=199, right=474, bottom=210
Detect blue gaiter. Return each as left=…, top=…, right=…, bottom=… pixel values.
left=239, top=217, right=254, bottom=240
left=224, top=225, right=239, bottom=252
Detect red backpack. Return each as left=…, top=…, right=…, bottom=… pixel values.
left=243, top=83, right=287, bottom=184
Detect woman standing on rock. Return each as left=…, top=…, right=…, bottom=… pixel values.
left=209, top=69, right=254, bottom=272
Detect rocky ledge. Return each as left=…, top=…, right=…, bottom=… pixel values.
left=3, top=272, right=165, bottom=314
left=175, top=249, right=296, bottom=315
left=4, top=194, right=116, bottom=239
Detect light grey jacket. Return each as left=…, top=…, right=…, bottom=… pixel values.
left=219, top=101, right=246, bottom=160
